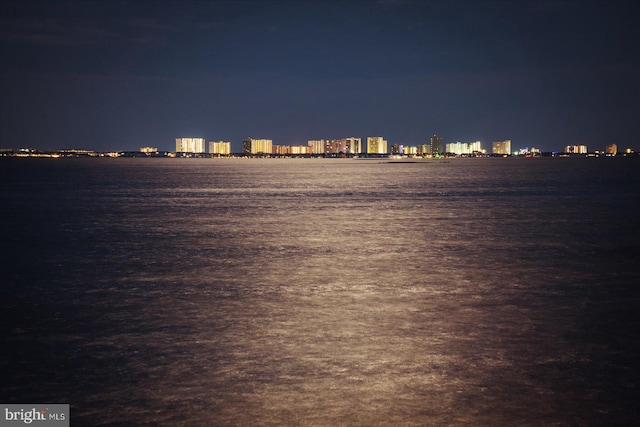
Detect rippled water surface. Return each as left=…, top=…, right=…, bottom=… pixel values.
left=2, top=157, right=640, bottom=425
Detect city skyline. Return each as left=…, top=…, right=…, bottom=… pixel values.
left=1, top=1, right=638, bottom=153
left=2, top=132, right=625, bottom=156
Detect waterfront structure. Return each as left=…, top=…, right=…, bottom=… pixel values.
left=308, top=137, right=362, bottom=154
left=272, top=145, right=286, bottom=155
left=290, top=145, right=310, bottom=155
left=430, top=134, right=444, bottom=154
left=367, top=136, right=388, bottom=154
left=417, top=145, right=430, bottom=155
left=209, top=141, right=231, bottom=155
left=390, top=144, right=418, bottom=155
left=325, top=139, right=349, bottom=154
left=346, top=137, right=363, bottom=154
left=393, top=145, right=428, bottom=155
left=446, top=142, right=463, bottom=154
left=492, top=140, right=511, bottom=155
left=140, top=147, right=158, bottom=153
left=243, top=138, right=272, bottom=154
left=605, top=144, right=617, bottom=155
left=446, top=141, right=483, bottom=155
left=176, top=137, right=205, bottom=153
left=394, top=145, right=418, bottom=155
left=517, top=147, right=541, bottom=156
left=308, top=140, right=325, bottom=154
left=564, top=145, right=587, bottom=154
left=273, top=145, right=310, bottom=155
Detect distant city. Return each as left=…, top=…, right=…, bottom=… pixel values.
left=1, top=135, right=636, bottom=158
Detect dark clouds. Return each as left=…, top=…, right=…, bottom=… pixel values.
left=1, top=0, right=638, bottom=152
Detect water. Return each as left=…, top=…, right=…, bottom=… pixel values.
left=1, top=157, right=639, bottom=426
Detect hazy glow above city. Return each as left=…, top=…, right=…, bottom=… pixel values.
left=1, top=0, right=638, bottom=153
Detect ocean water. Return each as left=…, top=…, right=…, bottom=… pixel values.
left=1, top=157, right=639, bottom=426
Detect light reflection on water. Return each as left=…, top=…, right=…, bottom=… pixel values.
left=2, top=157, right=640, bottom=426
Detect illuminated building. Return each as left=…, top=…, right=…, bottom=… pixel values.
left=272, top=145, right=286, bottom=155
left=517, top=147, right=541, bottom=156
left=564, top=145, right=587, bottom=154
left=242, top=138, right=272, bottom=154
left=140, top=146, right=158, bottom=153
left=446, top=142, right=464, bottom=154
left=308, top=140, right=325, bottom=154
left=346, top=137, right=362, bottom=154
left=393, top=145, right=418, bottom=155
left=209, top=141, right=231, bottom=155
left=308, top=137, right=362, bottom=154
left=605, top=144, right=617, bottom=155
left=492, top=140, right=511, bottom=155
left=367, top=136, right=388, bottom=154
left=289, top=145, right=309, bottom=155
left=325, top=139, right=349, bottom=154
left=446, top=141, right=483, bottom=155
left=273, top=145, right=310, bottom=155
left=417, top=145, right=429, bottom=155
left=430, top=134, right=443, bottom=154
left=469, top=141, right=483, bottom=153
left=176, top=137, right=205, bottom=153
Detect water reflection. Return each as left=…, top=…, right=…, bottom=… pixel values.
left=2, top=158, right=639, bottom=425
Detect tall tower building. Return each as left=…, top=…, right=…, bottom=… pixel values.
left=346, top=137, right=362, bottom=154
left=564, top=145, right=587, bottom=154
left=430, top=134, right=443, bottom=154
left=367, top=136, right=388, bottom=154
left=209, top=141, right=231, bottom=155
left=242, top=138, right=273, bottom=154
left=176, top=137, right=206, bottom=153
left=492, top=140, right=511, bottom=155
left=445, top=141, right=483, bottom=155
left=307, top=140, right=325, bottom=154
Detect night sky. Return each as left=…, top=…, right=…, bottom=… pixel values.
left=1, top=0, right=639, bottom=153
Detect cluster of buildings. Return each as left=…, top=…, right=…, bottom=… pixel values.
left=172, top=137, right=626, bottom=158
left=1, top=139, right=629, bottom=159
left=138, top=140, right=626, bottom=158
left=175, top=137, right=372, bottom=156
left=563, top=144, right=618, bottom=155
left=174, top=136, right=520, bottom=156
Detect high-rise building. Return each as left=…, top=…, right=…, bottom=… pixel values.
left=417, top=145, right=430, bottom=155
left=446, top=141, right=483, bottom=155
left=308, top=140, right=325, bottom=154
left=242, top=138, right=272, bottom=154
left=492, top=140, right=511, bottom=155
left=308, top=137, right=362, bottom=154
left=446, top=142, right=463, bottom=154
left=564, top=145, right=587, bottom=154
left=430, top=134, right=443, bottom=154
left=209, top=141, right=231, bottom=155
left=176, top=137, right=205, bottom=153
left=325, top=139, right=349, bottom=154
left=346, top=137, right=362, bottom=154
left=367, top=136, right=387, bottom=154
left=289, top=145, right=309, bottom=155
left=273, top=145, right=310, bottom=155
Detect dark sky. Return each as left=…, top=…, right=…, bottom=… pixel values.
left=1, top=0, right=639, bottom=153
